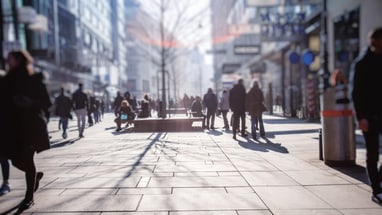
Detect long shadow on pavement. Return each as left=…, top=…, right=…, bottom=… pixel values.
left=238, top=137, right=289, bottom=154
left=49, top=137, right=81, bottom=148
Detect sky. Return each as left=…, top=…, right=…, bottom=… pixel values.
left=136, top=0, right=213, bottom=65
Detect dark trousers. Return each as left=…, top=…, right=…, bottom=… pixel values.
left=363, top=122, right=382, bottom=194
left=221, top=110, right=229, bottom=128
left=206, top=108, right=216, bottom=128
left=60, top=117, right=69, bottom=134
left=232, top=111, right=246, bottom=135
left=251, top=115, right=265, bottom=138
left=11, top=148, right=36, bottom=201
left=0, top=157, right=9, bottom=181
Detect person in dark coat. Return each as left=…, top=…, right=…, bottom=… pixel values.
left=246, top=81, right=266, bottom=139
left=138, top=94, right=151, bottom=118
left=0, top=50, right=51, bottom=212
left=203, top=88, right=218, bottom=129
left=229, top=79, right=247, bottom=139
left=113, top=91, right=124, bottom=116
left=350, top=27, right=382, bottom=204
left=54, top=87, right=72, bottom=139
left=191, top=96, right=206, bottom=128
left=72, top=83, right=88, bottom=138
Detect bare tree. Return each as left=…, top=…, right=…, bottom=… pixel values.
left=127, top=0, right=210, bottom=118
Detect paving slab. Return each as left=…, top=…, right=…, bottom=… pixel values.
left=1, top=113, right=381, bottom=214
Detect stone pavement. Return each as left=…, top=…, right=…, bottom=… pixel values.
left=1, top=113, right=382, bottom=214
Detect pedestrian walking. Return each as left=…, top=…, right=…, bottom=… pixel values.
left=0, top=158, right=11, bottom=195
left=246, top=81, right=266, bottom=139
left=219, top=90, right=230, bottom=129
left=203, top=88, right=218, bottom=129
left=229, top=79, right=247, bottom=139
left=72, top=83, right=88, bottom=138
left=54, top=87, right=72, bottom=139
left=0, top=50, right=51, bottom=212
left=350, top=27, right=382, bottom=204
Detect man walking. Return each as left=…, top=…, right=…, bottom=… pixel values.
left=229, top=79, right=247, bottom=139
left=351, top=27, right=382, bottom=204
left=246, top=81, right=266, bottom=139
left=203, top=88, right=218, bottom=129
left=54, top=87, right=72, bottom=139
left=219, top=90, right=230, bottom=129
left=72, top=83, right=88, bottom=138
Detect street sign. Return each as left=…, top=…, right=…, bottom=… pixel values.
left=234, top=45, right=260, bottom=55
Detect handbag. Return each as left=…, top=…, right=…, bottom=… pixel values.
left=120, top=114, right=128, bottom=120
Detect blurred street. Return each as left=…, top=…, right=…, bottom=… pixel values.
left=1, top=113, right=381, bottom=214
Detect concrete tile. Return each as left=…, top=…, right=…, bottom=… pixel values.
left=117, top=188, right=172, bottom=195
left=148, top=176, right=248, bottom=187
left=271, top=209, right=341, bottom=215
left=138, top=192, right=266, bottom=211
left=306, top=185, right=379, bottom=208
left=234, top=160, right=278, bottom=171
left=237, top=210, right=273, bottom=215
left=266, top=157, right=319, bottom=171
left=170, top=211, right=236, bottom=215
left=31, top=213, right=100, bottom=215
left=103, top=212, right=167, bottom=215
left=172, top=187, right=227, bottom=194
left=339, top=208, right=382, bottom=215
left=60, top=188, right=117, bottom=195
left=175, top=172, right=218, bottom=177
left=242, top=171, right=298, bottom=186
left=28, top=194, right=141, bottom=212
left=226, top=187, right=255, bottom=193
left=44, top=177, right=141, bottom=189
left=254, top=186, right=331, bottom=210
left=218, top=171, right=241, bottom=176
left=154, top=163, right=237, bottom=172
left=285, top=170, right=351, bottom=185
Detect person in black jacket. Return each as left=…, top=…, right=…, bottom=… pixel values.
left=229, top=79, right=247, bottom=139
left=54, top=87, right=72, bottom=139
left=203, top=88, right=218, bottom=129
left=351, top=27, right=382, bottom=204
left=72, top=83, right=88, bottom=138
left=0, top=50, right=51, bottom=212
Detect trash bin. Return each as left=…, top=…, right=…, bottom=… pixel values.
left=321, top=87, right=355, bottom=166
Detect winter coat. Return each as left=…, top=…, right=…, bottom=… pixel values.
left=191, top=100, right=203, bottom=117
left=246, top=86, right=265, bottom=117
left=219, top=93, right=230, bottom=111
left=351, top=47, right=382, bottom=124
left=139, top=100, right=150, bottom=118
left=203, top=92, right=218, bottom=110
left=72, top=89, right=88, bottom=110
left=229, top=83, right=246, bottom=113
left=55, top=94, right=72, bottom=118
left=0, top=69, right=52, bottom=157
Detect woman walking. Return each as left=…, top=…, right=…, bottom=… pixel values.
left=0, top=50, right=51, bottom=212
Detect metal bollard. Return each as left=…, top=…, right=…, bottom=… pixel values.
left=318, top=128, right=323, bottom=161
